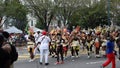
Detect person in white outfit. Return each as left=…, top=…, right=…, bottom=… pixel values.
left=37, top=31, right=51, bottom=65
left=34, top=31, right=42, bottom=43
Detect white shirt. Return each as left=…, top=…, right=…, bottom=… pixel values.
left=24, top=34, right=29, bottom=40
left=37, top=35, right=51, bottom=49
left=34, top=33, right=42, bottom=43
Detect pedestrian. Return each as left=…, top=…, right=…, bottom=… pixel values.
left=101, top=36, right=116, bottom=68
left=37, top=31, right=51, bottom=65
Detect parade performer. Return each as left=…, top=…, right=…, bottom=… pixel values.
left=86, top=34, right=93, bottom=58
left=62, top=34, right=69, bottom=59
left=55, top=32, right=64, bottom=64
left=94, top=37, right=101, bottom=58
left=27, top=34, right=35, bottom=62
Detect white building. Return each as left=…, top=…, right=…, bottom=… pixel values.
left=26, top=13, right=37, bottom=27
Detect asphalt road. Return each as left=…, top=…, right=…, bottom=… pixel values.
left=14, top=54, right=120, bottom=68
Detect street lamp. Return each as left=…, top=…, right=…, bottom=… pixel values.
left=107, top=0, right=111, bottom=26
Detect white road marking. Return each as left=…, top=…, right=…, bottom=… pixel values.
left=86, top=61, right=104, bottom=64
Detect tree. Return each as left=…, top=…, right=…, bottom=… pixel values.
left=110, top=0, right=120, bottom=25
left=25, top=0, right=55, bottom=31
left=54, top=0, right=82, bottom=27
left=0, top=0, right=6, bottom=28
left=24, top=0, right=120, bottom=30
left=0, top=0, right=28, bottom=30
left=35, top=21, right=44, bottom=29
left=70, top=0, right=108, bottom=28
left=5, top=0, right=28, bottom=30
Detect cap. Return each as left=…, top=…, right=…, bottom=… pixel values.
left=42, top=31, right=47, bottom=35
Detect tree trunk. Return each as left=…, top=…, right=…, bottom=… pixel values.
left=44, top=23, right=49, bottom=32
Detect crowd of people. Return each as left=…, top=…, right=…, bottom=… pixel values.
left=25, top=25, right=120, bottom=68
left=0, top=25, right=119, bottom=68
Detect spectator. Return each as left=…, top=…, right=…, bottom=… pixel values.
left=0, top=32, right=11, bottom=68
left=1, top=31, right=18, bottom=68
left=101, top=36, right=116, bottom=68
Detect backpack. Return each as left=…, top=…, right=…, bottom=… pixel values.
left=2, top=42, right=18, bottom=64
left=10, top=44, right=18, bottom=64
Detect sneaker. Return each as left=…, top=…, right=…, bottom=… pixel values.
left=76, top=56, right=79, bottom=58
left=55, top=55, right=57, bottom=58
left=31, top=59, right=35, bottom=62
left=71, top=56, right=75, bottom=58
left=45, top=63, right=49, bottom=65
left=95, top=55, right=101, bottom=58
left=29, top=59, right=33, bottom=62
left=39, top=62, right=42, bottom=65
left=54, top=62, right=59, bottom=65
left=60, top=61, right=64, bottom=64
left=88, top=56, right=90, bottom=59
left=51, top=54, right=55, bottom=58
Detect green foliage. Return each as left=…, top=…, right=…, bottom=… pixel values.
left=5, top=1, right=28, bottom=20
left=4, top=0, right=28, bottom=30
left=0, top=0, right=28, bottom=30
left=70, top=0, right=108, bottom=28
left=110, top=0, right=120, bottom=25
left=26, top=0, right=55, bottom=31
left=1, top=0, right=120, bottom=30
left=0, top=1, right=4, bottom=17
left=116, top=14, right=120, bottom=26
left=55, top=0, right=81, bottom=26
left=35, top=21, right=45, bottom=29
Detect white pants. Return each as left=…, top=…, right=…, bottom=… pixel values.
left=40, top=49, right=49, bottom=63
